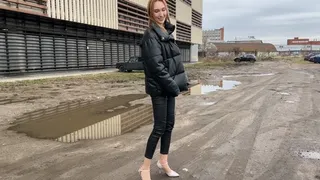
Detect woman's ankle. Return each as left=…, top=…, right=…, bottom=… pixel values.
left=140, top=157, right=152, bottom=170
left=159, top=154, right=168, bottom=164
left=140, top=165, right=150, bottom=170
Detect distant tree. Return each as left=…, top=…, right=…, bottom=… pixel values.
left=233, top=47, right=240, bottom=55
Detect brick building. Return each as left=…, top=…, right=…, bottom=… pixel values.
left=287, top=37, right=320, bottom=45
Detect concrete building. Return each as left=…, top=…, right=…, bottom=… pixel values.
left=202, top=27, right=224, bottom=42
left=273, top=37, right=320, bottom=55
left=275, top=44, right=320, bottom=55
left=0, top=0, right=203, bottom=74
left=199, top=27, right=224, bottom=52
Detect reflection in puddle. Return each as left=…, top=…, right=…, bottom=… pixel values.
left=223, top=73, right=275, bottom=78
left=278, top=92, right=290, bottom=96
left=298, top=151, right=320, bottom=160
left=190, top=80, right=241, bottom=95
left=8, top=94, right=151, bottom=141
left=201, top=102, right=216, bottom=106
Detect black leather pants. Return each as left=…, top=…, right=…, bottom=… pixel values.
left=144, top=96, right=175, bottom=159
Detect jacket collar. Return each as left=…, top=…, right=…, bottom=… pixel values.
left=151, top=20, right=175, bottom=41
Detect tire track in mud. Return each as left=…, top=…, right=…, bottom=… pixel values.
left=216, top=69, right=308, bottom=180
left=170, top=73, right=283, bottom=180
left=94, top=72, right=281, bottom=180
left=119, top=73, right=282, bottom=180
left=2, top=64, right=311, bottom=180
left=4, top=72, right=281, bottom=180
left=196, top=74, right=280, bottom=118
left=254, top=69, right=320, bottom=180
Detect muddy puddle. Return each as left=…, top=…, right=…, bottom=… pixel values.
left=8, top=94, right=148, bottom=140
left=298, top=151, right=320, bottom=160
left=190, top=80, right=241, bottom=95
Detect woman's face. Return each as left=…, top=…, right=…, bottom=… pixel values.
left=153, top=1, right=167, bottom=25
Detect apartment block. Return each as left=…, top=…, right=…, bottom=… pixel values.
left=203, top=27, right=224, bottom=43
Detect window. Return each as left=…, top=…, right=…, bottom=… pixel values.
left=192, top=9, right=202, bottom=28
left=167, top=0, right=176, bottom=17
left=177, top=21, right=191, bottom=42
left=117, top=0, right=148, bottom=34
left=183, top=0, right=191, bottom=6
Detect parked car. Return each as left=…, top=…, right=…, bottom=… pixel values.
left=304, top=53, right=318, bottom=61
left=234, top=54, right=256, bottom=63
left=309, top=54, right=320, bottom=63
left=116, top=56, right=144, bottom=72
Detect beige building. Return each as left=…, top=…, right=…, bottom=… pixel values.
left=200, top=27, right=224, bottom=52
left=0, top=0, right=203, bottom=74
left=203, top=27, right=224, bottom=42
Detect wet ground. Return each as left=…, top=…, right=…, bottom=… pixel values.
left=8, top=94, right=147, bottom=139
left=0, top=61, right=320, bottom=180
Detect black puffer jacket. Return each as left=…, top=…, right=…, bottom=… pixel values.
left=140, top=21, right=188, bottom=97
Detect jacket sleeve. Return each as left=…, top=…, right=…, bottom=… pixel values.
left=142, top=38, right=180, bottom=96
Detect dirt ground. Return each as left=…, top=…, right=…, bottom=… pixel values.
left=0, top=60, right=320, bottom=180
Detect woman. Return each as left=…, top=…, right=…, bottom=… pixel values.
left=138, top=0, right=188, bottom=179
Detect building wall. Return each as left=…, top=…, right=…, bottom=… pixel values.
left=192, top=0, right=203, bottom=13
left=191, top=26, right=202, bottom=44
left=0, top=0, right=47, bottom=16
left=0, top=0, right=202, bottom=74
left=47, top=0, right=118, bottom=30
left=176, top=0, right=192, bottom=25
left=191, top=44, right=199, bottom=62
left=287, top=37, right=320, bottom=45
left=128, top=0, right=148, bottom=7
left=276, top=44, right=320, bottom=52
left=203, top=28, right=224, bottom=42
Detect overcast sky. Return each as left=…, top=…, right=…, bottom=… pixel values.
left=202, top=0, right=320, bottom=44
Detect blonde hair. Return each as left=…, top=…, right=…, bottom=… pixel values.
left=147, top=0, right=170, bottom=29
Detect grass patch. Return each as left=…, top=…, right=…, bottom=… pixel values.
left=270, top=56, right=312, bottom=64
left=0, top=72, right=145, bottom=88
left=185, top=57, right=235, bottom=69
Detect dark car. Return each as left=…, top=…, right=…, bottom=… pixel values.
left=304, top=53, right=318, bottom=61
left=309, top=54, right=320, bottom=63
left=116, top=56, right=144, bottom=72
left=234, top=54, right=256, bottom=63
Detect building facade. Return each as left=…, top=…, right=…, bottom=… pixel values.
left=202, top=27, right=224, bottom=42
left=272, top=37, right=320, bottom=55
left=275, top=44, right=320, bottom=55
left=227, top=36, right=263, bottom=43
left=204, top=42, right=277, bottom=57
left=0, top=0, right=203, bottom=74
left=200, top=27, right=224, bottom=52
left=287, top=37, right=320, bottom=45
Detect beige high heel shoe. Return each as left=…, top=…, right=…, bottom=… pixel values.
left=138, top=168, right=151, bottom=180
left=156, top=161, right=180, bottom=177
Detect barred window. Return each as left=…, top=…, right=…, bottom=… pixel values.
left=192, top=9, right=202, bottom=28
left=167, top=0, right=176, bottom=18
left=183, top=0, right=191, bottom=6
left=176, top=21, right=191, bottom=42
left=117, top=0, right=148, bottom=34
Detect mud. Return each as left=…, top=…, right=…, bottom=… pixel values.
left=1, top=61, right=320, bottom=180
left=0, top=96, right=40, bottom=105
left=8, top=94, right=147, bottom=139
